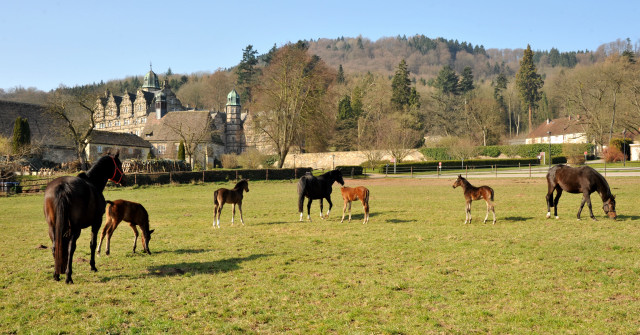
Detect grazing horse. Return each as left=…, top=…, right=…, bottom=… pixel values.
left=212, top=179, right=249, bottom=228
left=546, top=164, right=617, bottom=220
left=98, top=200, right=154, bottom=255
left=44, top=153, right=125, bottom=283
left=340, top=186, right=370, bottom=224
left=298, top=169, right=345, bottom=221
left=452, top=175, right=496, bottom=224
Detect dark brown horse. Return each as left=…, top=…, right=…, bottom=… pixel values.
left=340, top=186, right=370, bottom=224
left=452, top=175, right=496, bottom=224
left=546, top=164, right=617, bottom=220
left=297, top=169, right=345, bottom=221
left=98, top=200, right=154, bottom=255
left=44, top=152, right=125, bottom=283
left=213, top=179, right=249, bottom=228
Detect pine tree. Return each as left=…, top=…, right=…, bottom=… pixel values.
left=177, top=141, right=185, bottom=161
left=391, top=59, right=412, bottom=110
left=237, top=45, right=259, bottom=103
left=11, top=117, right=30, bottom=154
left=434, top=65, right=460, bottom=95
left=338, top=95, right=353, bottom=120
left=516, top=44, right=544, bottom=132
left=459, top=66, right=475, bottom=93
left=337, top=64, right=345, bottom=84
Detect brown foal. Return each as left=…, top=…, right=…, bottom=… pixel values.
left=340, top=186, right=370, bottom=224
left=98, top=199, right=154, bottom=255
left=213, top=179, right=249, bottom=228
left=452, top=175, right=496, bottom=224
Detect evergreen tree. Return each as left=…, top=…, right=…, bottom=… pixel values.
left=434, top=65, right=460, bottom=95
left=391, top=59, right=412, bottom=110
left=177, top=141, right=185, bottom=161
left=166, top=67, right=173, bottom=76
left=459, top=66, right=475, bottom=93
left=337, top=95, right=353, bottom=120
left=237, top=45, right=259, bottom=103
left=337, top=64, right=345, bottom=84
left=11, top=117, right=30, bottom=154
left=516, top=44, right=544, bottom=132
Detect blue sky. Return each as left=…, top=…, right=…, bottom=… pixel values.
left=1, top=0, right=638, bottom=92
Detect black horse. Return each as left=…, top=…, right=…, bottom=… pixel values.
left=546, top=164, right=617, bottom=220
left=44, top=152, right=125, bottom=283
left=297, top=169, right=345, bottom=221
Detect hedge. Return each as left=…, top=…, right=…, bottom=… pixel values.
left=335, top=165, right=363, bottom=176
left=421, top=143, right=595, bottom=160
left=127, top=168, right=312, bottom=186
left=375, top=158, right=541, bottom=172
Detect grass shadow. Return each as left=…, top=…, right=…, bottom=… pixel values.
left=387, top=218, right=416, bottom=223
left=613, top=214, right=640, bottom=221
left=151, top=248, right=214, bottom=255
left=502, top=216, right=534, bottom=222
left=147, top=253, right=272, bottom=277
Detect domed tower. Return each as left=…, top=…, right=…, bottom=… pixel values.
left=225, top=89, right=244, bottom=154
left=155, top=90, right=166, bottom=119
left=142, top=65, right=160, bottom=92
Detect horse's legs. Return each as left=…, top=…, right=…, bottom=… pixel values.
left=306, top=199, right=313, bottom=221
left=238, top=201, right=245, bottom=225
left=483, top=200, right=490, bottom=224
left=319, top=199, right=324, bottom=219
left=546, top=184, right=555, bottom=219
left=362, top=199, right=369, bottom=224
left=213, top=202, right=219, bottom=227
left=340, top=199, right=348, bottom=223
left=97, top=220, right=111, bottom=255
left=89, top=225, right=99, bottom=272
left=577, top=194, right=587, bottom=220
left=348, top=201, right=352, bottom=222
left=104, top=221, right=119, bottom=255
left=231, top=204, right=236, bottom=225
left=465, top=200, right=472, bottom=224
left=326, top=197, right=333, bottom=218
left=585, top=192, right=596, bottom=220
left=553, top=188, right=563, bottom=219
left=216, top=204, right=223, bottom=228
left=130, top=224, right=139, bottom=253
left=65, top=234, right=78, bottom=284
left=491, top=201, right=496, bottom=224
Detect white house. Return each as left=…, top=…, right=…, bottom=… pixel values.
left=526, top=116, right=588, bottom=145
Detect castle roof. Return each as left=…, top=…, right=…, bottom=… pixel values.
left=141, top=111, right=220, bottom=143
left=142, top=69, right=160, bottom=90
left=89, top=130, right=152, bottom=148
left=527, top=116, right=586, bottom=139
left=226, top=89, right=240, bottom=106
left=0, top=100, right=74, bottom=148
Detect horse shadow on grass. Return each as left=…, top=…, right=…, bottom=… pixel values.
left=613, top=214, right=640, bottom=221
left=501, top=216, right=534, bottom=222
left=147, top=253, right=272, bottom=277
left=151, top=248, right=214, bottom=255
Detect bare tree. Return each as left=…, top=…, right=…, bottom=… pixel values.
left=46, top=88, right=99, bottom=169
left=253, top=44, right=335, bottom=168
left=161, top=112, right=219, bottom=168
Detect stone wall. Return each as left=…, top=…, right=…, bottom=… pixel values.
left=281, top=149, right=425, bottom=169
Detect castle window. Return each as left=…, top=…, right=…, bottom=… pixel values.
left=115, top=120, right=120, bottom=126
left=124, top=119, right=129, bottom=125
left=97, top=145, right=103, bottom=153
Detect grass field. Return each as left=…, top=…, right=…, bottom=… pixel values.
left=1, top=176, right=640, bottom=334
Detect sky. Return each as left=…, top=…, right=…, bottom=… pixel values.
left=1, top=0, right=639, bottom=92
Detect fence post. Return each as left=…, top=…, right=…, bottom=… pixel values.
left=351, top=167, right=354, bottom=178
left=529, top=163, right=531, bottom=178
left=236, top=170, right=239, bottom=181
left=411, top=166, right=413, bottom=178
left=465, top=165, right=468, bottom=178
left=134, top=173, right=137, bottom=185
left=266, top=168, right=269, bottom=181
left=170, top=172, right=172, bottom=184
left=294, top=168, right=297, bottom=179
left=202, top=171, right=205, bottom=183
left=495, top=164, right=498, bottom=178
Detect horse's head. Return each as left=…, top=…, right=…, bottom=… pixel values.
left=108, top=151, right=126, bottom=186
left=452, top=175, right=464, bottom=189
left=143, top=229, right=154, bottom=254
left=240, top=179, right=250, bottom=192
left=603, top=195, right=617, bottom=220
left=333, top=169, right=345, bottom=186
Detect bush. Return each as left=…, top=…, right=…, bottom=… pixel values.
left=609, top=138, right=632, bottom=160
left=237, top=148, right=267, bottom=169
left=221, top=154, right=239, bottom=169
left=479, top=146, right=501, bottom=157
left=420, top=147, right=450, bottom=160
left=335, top=165, right=363, bottom=176
left=603, top=147, right=624, bottom=163
left=562, top=143, right=588, bottom=165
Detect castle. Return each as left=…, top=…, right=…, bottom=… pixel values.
left=93, top=67, right=250, bottom=165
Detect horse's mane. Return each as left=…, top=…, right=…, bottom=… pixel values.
left=233, top=179, right=248, bottom=190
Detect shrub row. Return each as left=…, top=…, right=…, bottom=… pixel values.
left=335, top=165, right=363, bottom=176
left=421, top=143, right=595, bottom=160
left=375, top=158, right=542, bottom=172
left=128, top=168, right=312, bottom=186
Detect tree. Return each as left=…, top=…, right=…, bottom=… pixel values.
left=253, top=44, right=335, bottom=168
left=391, top=59, right=412, bottom=110
left=434, top=65, right=460, bottom=95
left=516, top=44, right=544, bottom=131
left=459, top=66, right=475, bottom=94
left=337, top=64, right=345, bottom=84
left=337, top=95, right=354, bottom=120
left=46, top=87, right=100, bottom=169
left=162, top=113, right=218, bottom=168
left=492, top=73, right=509, bottom=134
left=177, top=141, right=185, bottom=161
left=11, top=117, right=31, bottom=154
left=237, top=45, right=259, bottom=104
left=465, top=97, right=504, bottom=146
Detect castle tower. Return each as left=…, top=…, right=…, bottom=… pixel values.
left=225, top=89, right=244, bottom=154
left=142, top=65, right=160, bottom=92
left=155, top=91, right=166, bottom=119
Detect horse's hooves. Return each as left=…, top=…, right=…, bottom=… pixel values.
left=65, top=279, right=73, bottom=284
left=53, top=274, right=60, bottom=281
left=591, top=217, right=598, bottom=221
left=91, top=267, right=98, bottom=272
left=555, top=217, right=559, bottom=220
left=546, top=213, right=551, bottom=219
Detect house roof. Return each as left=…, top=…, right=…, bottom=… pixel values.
left=141, top=111, right=220, bottom=143
left=0, top=100, right=75, bottom=148
left=89, top=130, right=152, bottom=148
left=527, top=116, right=586, bottom=139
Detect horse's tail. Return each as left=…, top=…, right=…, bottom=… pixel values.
left=363, top=187, right=370, bottom=205
left=297, top=177, right=307, bottom=213
left=106, top=200, right=114, bottom=217
left=213, top=190, right=219, bottom=207
left=54, top=186, right=71, bottom=275
left=490, top=188, right=494, bottom=202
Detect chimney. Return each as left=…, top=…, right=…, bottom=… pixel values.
left=546, top=118, right=550, bottom=124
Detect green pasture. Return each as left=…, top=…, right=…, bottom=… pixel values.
left=1, top=177, right=640, bottom=334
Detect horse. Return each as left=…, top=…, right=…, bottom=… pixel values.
left=43, top=152, right=125, bottom=283
left=546, top=164, right=617, bottom=220
left=452, top=175, right=496, bottom=224
left=212, top=179, right=249, bottom=228
left=97, top=200, right=154, bottom=255
left=297, top=169, right=345, bottom=221
left=340, top=186, right=370, bottom=224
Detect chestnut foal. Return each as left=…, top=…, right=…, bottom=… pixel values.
left=452, top=175, right=496, bottom=224
left=213, top=179, right=249, bottom=228
left=98, top=200, right=154, bottom=255
left=340, top=186, right=370, bottom=224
